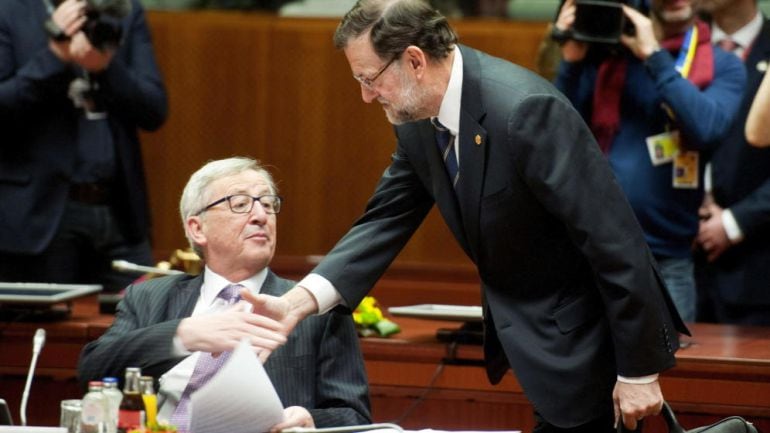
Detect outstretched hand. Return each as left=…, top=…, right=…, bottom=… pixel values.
left=240, top=285, right=318, bottom=362
left=176, top=301, right=287, bottom=356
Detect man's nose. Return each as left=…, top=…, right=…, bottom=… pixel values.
left=249, top=202, right=269, bottom=223
left=361, top=85, right=378, bottom=103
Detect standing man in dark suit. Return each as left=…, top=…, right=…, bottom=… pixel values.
left=78, top=157, right=371, bottom=432
left=695, top=0, right=770, bottom=325
left=0, top=0, right=167, bottom=293
left=242, top=1, right=689, bottom=432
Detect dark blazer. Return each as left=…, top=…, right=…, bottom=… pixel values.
left=708, top=17, right=770, bottom=309
left=312, top=45, right=687, bottom=427
left=0, top=0, right=167, bottom=254
left=77, top=271, right=371, bottom=427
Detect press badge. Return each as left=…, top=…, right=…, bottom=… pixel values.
left=646, top=130, right=680, bottom=166
left=673, top=150, right=699, bottom=189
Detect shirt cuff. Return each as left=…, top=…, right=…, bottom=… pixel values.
left=721, top=209, right=744, bottom=242
left=617, top=374, right=659, bottom=384
left=172, top=335, right=191, bottom=357
left=298, top=273, right=344, bottom=314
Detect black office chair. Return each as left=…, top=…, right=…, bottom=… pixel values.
left=0, top=398, right=13, bottom=425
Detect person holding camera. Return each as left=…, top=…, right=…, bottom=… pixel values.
left=553, top=0, right=746, bottom=322
left=694, top=0, right=770, bottom=326
left=0, top=0, right=168, bottom=293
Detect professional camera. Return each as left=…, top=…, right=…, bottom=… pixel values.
left=45, top=0, right=132, bottom=51
left=554, top=0, right=649, bottom=45
left=81, top=0, right=132, bottom=51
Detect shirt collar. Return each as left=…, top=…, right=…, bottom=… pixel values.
left=711, top=11, right=764, bottom=54
left=434, top=46, right=463, bottom=136
left=200, top=266, right=267, bottom=307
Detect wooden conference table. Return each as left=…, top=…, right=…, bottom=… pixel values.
left=1, top=296, right=769, bottom=432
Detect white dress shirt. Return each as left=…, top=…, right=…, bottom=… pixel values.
left=156, top=266, right=267, bottom=422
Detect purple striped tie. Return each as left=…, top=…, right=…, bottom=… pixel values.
left=170, top=284, right=243, bottom=432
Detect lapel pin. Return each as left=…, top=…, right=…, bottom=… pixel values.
left=475, top=134, right=482, bottom=146
left=758, top=61, right=768, bottom=73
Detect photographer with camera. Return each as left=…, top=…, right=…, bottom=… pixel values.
left=553, top=0, right=745, bottom=322
left=0, top=0, right=167, bottom=294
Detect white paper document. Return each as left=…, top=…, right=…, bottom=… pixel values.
left=189, top=339, right=284, bottom=433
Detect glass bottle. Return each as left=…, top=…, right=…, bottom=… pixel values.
left=139, top=376, right=157, bottom=429
left=117, top=367, right=145, bottom=433
left=101, top=377, right=123, bottom=433
left=81, top=381, right=107, bottom=433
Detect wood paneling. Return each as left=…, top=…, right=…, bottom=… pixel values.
left=139, top=11, right=550, bottom=272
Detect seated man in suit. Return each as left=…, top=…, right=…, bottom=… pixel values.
left=77, top=157, right=371, bottom=432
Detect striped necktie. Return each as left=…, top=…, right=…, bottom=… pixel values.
left=169, top=284, right=243, bottom=432
left=432, top=118, right=459, bottom=187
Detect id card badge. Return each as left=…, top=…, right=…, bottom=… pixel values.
left=673, top=150, right=699, bottom=189
left=646, top=130, right=680, bottom=166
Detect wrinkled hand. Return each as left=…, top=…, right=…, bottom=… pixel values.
left=176, top=301, right=287, bottom=355
left=613, top=380, right=664, bottom=431
left=270, top=406, right=314, bottom=432
left=619, top=5, right=660, bottom=60
left=555, top=0, right=588, bottom=62
left=697, top=202, right=732, bottom=262
left=48, top=0, right=87, bottom=61
left=69, top=32, right=115, bottom=72
left=240, top=286, right=318, bottom=362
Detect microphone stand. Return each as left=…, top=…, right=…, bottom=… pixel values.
left=20, top=328, right=46, bottom=426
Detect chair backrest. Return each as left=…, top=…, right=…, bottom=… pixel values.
left=0, top=399, right=13, bottom=426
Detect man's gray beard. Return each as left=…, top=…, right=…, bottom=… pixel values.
left=384, top=68, right=429, bottom=125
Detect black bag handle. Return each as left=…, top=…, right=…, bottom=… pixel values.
left=617, top=401, right=686, bottom=433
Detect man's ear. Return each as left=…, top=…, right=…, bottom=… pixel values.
left=404, top=45, right=427, bottom=77
left=185, top=216, right=207, bottom=247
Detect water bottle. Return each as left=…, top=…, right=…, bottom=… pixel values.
left=101, top=377, right=123, bottom=433
left=81, top=381, right=107, bottom=433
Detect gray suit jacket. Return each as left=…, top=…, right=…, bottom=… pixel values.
left=77, top=271, right=371, bottom=427
left=312, top=45, right=687, bottom=427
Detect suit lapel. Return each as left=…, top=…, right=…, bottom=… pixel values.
left=456, top=45, right=488, bottom=259
left=746, top=19, right=770, bottom=87
left=420, top=119, right=470, bottom=253
left=169, top=274, right=203, bottom=319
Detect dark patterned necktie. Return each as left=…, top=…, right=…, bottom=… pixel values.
left=170, top=284, right=243, bottom=432
left=432, top=118, right=459, bottom=187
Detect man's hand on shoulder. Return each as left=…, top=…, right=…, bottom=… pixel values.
left=613, top=379, right=664, bottom=431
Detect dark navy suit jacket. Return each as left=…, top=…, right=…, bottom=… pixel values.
left=77, top=271, right=371, bottom=427
left=311, top=45, right=687, bottom=427
left=0, top=0, right=167, bottom=254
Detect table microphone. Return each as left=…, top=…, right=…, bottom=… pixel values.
left=20, top=328, right=45, bottom=426
left=111, top=259, right=184, bottom=276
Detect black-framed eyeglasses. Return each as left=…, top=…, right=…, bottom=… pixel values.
left=353, top=54, right=398, bottom=90
left=196, top=194, right=283, bottom=215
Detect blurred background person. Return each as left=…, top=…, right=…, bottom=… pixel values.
left=695, top=0, right=770, bottom=325
left=553, top=0, right=745, bottom=322
left=77, top=157, right=371, bottom=432
left=0, top=0, right=168, bottom=293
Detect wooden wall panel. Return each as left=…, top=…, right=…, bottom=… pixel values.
left=139, top=12, right=550, bottom=275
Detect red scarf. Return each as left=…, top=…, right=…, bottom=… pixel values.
left=590, top=20, right=714, bottom=154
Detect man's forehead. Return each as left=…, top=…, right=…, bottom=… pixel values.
left=212, top=171, right=270, bottom=192
left=345, top=35, right=381, bottom=69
